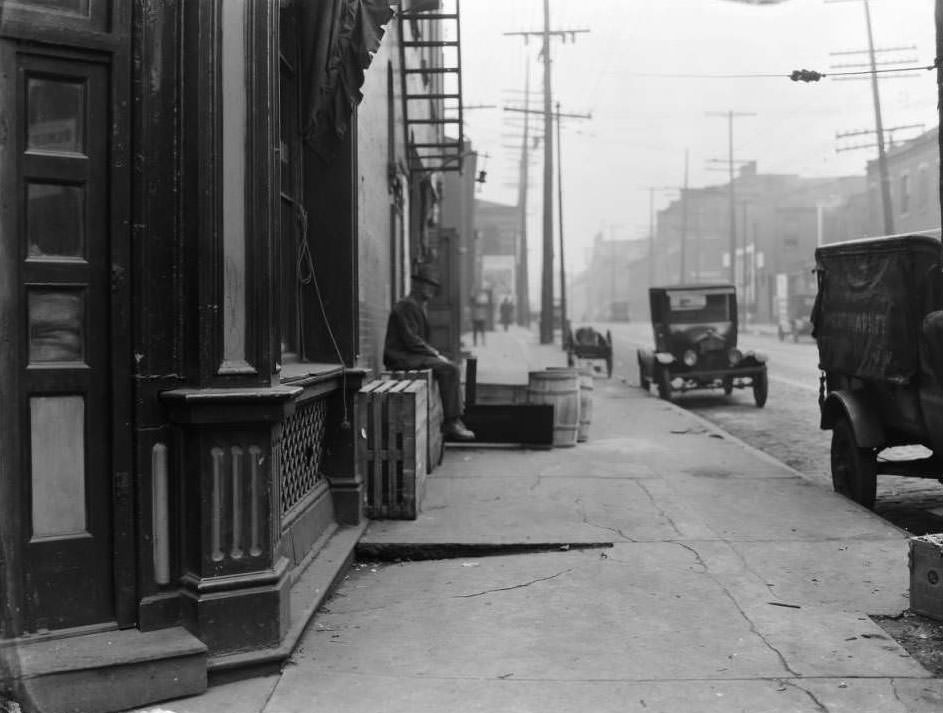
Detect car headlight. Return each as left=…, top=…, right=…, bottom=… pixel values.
left=682, top=349, right=697, bottom=367
left=727, top=348, right=742, bottom=365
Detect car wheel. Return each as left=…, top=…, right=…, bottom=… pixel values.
left=638, top=357, right=650, bottom=391
left=606, top=354, right=613, bottom=379
left=752, top=370, right=768, bottom=408
left=830, top=417, right=877, bottom=509
left=722, top=376, right=734, bottom=396
left=657, top=367, right=672, bottom=401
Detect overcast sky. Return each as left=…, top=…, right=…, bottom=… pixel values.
left=457, top=0, right=937, bottom=286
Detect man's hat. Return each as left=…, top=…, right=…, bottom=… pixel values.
left=412, top=262, right=441, bottom=287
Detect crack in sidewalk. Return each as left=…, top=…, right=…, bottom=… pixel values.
left=636, top=481, right=684, bottom=538
left=454, top=568, right=574, bottom=598
left=575, top=497, right=637, bottom=542
left=781, top=679, right=829, bottom=712
left=676, top=542, right=799, bottom=679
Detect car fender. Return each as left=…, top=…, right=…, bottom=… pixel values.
left=820, top=390, right=885, bottom=448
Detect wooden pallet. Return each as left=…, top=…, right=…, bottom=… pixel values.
left=356, top=379, right=428, bottom=519
left=380, top=369, right=444, bottom=472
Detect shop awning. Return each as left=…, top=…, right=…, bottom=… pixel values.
left=301, top=0, right=394, bottom=158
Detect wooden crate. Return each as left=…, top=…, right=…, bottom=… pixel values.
left=380, top=369, right=444, bottom=472
left=356, top=379, right=428, bottom=519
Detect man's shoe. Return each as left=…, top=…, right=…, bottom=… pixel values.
left=444, top=418, right=476, bottom=442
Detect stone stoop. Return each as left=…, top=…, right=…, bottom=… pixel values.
left=207, top=521, right=367, bottom=681
left=6, top=627, right=206, bottom=713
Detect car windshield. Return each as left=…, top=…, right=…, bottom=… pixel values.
left=666, top=291, right=732, bottom=323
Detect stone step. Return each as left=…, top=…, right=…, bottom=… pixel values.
left=7, top=626, right=206, bottom=713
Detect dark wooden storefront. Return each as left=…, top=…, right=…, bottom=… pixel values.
left=0, top=1, right=390, bottom=710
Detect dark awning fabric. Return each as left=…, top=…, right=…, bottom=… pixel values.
left=301, top=0, right=394, bottom=158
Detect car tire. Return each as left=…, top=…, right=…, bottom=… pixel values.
left=657, top=367, right=672, bottom=401
left=722, top=376, right=734, bottom=396
left=752, top=370, right=768, bottom=408
left=830, top=417, right=877, bottom=510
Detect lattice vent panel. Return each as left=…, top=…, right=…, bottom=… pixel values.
left=279, top=397, right=328, bottom=515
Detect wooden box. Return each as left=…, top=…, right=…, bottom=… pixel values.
left=357, top=379, right=428, bottom=519
left=380, top=369, right=444, bottom=472
left=910, top=534, right=943, bottom=620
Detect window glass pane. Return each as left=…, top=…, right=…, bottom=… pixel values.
left=28, top=288, right=85, bottom=363
left=27, top=78, right=85, bottom=153
left=27, top=183, right=85, bottom=258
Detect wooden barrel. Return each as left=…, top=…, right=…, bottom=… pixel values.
left=528, top=369, right=580, bottom=447
left=549, top=366, right=594, bottom=442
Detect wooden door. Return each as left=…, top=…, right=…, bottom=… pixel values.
left=428, top=229, right=461, bottom=359
left=12, top=49, right=120, bottom=632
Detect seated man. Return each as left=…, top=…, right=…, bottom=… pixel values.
left=384, top=263, right=475, bottom=442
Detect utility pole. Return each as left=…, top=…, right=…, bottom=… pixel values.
left=642, top=187, right=676, bottom=287
left=505, top=11, right=589, bottom=344
left=826, top=0, right=920, bottom=235
left=554, top=102, right=590, bottom=347
left=706, top=110, right=756, bottom=284
left=679, top=149, right=690, bottom=284
left=938, top=0, right=943, bottom=220
left=516, top=62, right=532, bottom=326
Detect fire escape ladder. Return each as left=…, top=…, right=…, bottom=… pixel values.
left=398, top=0, right=464, bottom=173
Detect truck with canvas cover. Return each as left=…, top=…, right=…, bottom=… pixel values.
left=814, top=232, right=943, bottom=509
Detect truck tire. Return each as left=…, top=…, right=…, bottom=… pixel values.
left=722, top=376, right=734, bottom=396
left=638, top=356, right=650, bottom=391
left=753, top=370, right=768, bottom=408
left=657, top=367, right=672, bottom=401
left=830, top=417, right=877, bottom=509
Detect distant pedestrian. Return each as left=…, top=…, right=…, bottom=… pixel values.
left=471, top=291, right=489, bottom=346
left=499, top=296, right=514, bottom=331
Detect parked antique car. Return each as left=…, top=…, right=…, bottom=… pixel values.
left=637, top=284, right=768, bottom=406
left=777, top=292, right=816, bottom=342
left=814, top=232, right=943, bottom=510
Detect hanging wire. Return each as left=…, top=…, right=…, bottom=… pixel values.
left=611, top=59, right=939, bottom=80
left=287, top=195, right=351, bottom=429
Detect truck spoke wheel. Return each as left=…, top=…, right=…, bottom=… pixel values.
left=830, top=418, right=877, bottom=509
left=753, top=370, right=768, bottom=408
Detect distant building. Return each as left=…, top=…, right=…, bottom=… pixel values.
left=864, top=126, right=940, bottom=236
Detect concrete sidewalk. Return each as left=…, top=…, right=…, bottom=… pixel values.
left=138, top=328, right=943, bottom=713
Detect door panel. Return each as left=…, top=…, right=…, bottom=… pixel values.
left=17, top=53, right=114, bottom=631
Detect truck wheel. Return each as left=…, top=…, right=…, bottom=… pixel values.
left=638, top=357, right=650, bottom=391
left=722, top=376, right=734, bottom=396
left=830, top=417, right=877, bottom=509
left=752, top=370, right=768, bottom=408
